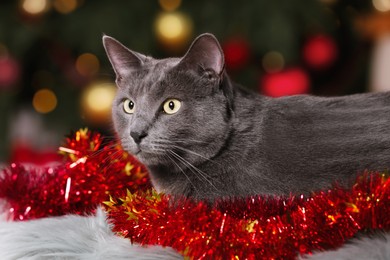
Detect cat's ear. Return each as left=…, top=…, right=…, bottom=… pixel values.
left=179, top=33, right=224, bottom=76
left=102, top=35, right=145, bottom=79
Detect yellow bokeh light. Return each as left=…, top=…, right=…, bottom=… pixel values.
left=157, top=13, right=184, bottom=39
left=21, top=0, right=49, bottom=15
left=155, top=12, right=193, bottom=51
left=373, top=0, right=390, bottom=12
left=53, top=0, right=78, bottom=14
left=262, top=51, right=285, bottom=73
left=32, top=89, right=57, bottom=114
left=75, top=53, right=100, bottom=77
left=85, top=84, right=114, bottom=112
left=159, top=0, right=182, bottom=11
left=81, top=82, right=116, bottom=124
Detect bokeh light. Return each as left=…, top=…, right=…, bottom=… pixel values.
left=75, top=53, right=100, bottom=77
left=261, top=68, right=310, bottom=97
left=0, top=57, right=21, bottom=88
left=158, top=0, right=182, bottom=11
left=21, top=0, right=49, bottom=15
left=81, top=82, right=116, bottom=124
left=155, top=12, right=193, bottom=51
left=223, top=38, right=250, bottom=71
left=373, top=0, right=390, bottom=12
left=53, top=0, right=78, bottom=14
left=303, top=35, right=337, bottom=70
left=157, top=13, right=185, bottom=39
left=262, top=51, right=285, bottom=73
left=32, top=89, right=58, bottom=114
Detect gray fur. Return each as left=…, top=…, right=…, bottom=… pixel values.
left=103, top=34, right=390, bottom=201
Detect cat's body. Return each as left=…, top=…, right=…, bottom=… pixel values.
left=149, top=85, right=390, bottom=200
left=103, top=34, right=390, bottom=201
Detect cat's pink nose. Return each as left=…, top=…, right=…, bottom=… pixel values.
left=130, top=131, right=147, bottom=144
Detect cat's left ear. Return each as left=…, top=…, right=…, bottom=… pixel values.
left=178, top=33, right=224, bottom=76
left=102, top=35, right=146, bottom=80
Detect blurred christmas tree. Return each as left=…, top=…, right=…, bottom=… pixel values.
left=0, top=0, right=384, bottom=161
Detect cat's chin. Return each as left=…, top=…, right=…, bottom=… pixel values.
left=131, top=151, right=164, bottom=167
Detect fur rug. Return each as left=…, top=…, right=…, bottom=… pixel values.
left=0, top=208, right=389, bottom=259
left=301, top=233, right=390, bottom=260
left=0, top=208, right=181, bottom=260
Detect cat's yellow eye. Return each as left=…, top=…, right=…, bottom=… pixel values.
left=163, top=99, right=181, bottom=114
left=123, top=99, right=135, bottom=114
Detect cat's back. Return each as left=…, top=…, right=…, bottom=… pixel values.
left=235, top=90, right=390, bottom=194
left=269, top=91, right=390, bottom=112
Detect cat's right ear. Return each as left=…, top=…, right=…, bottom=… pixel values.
left=102, top=35, right=145, bottom=80
left=178, top=33, right=225, bottom=76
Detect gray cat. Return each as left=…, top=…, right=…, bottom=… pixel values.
left=103, top=33, right=390, bottom=201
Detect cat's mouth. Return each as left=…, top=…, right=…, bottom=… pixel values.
left=132, top=145, right=158, bottom=159
left=124, top=142, right=171, bottom=165
left=133, top=148, right=141, bottom=155
left=132, top=149, right=165, bottom=166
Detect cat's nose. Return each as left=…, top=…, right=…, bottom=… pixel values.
left=130, top=131, right=147, bottom=144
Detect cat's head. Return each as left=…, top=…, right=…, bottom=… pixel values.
left=103, top=33, right=233, bottom=173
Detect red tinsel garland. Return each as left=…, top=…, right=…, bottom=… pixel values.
left=106, top=174, right=390, bottom=259
left=0, top=128, right=150, bottom=220
left=0, top=128, right=389, bottom=259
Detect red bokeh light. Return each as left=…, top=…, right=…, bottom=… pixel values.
left=261, top=68, right=310, bottom=97
left=0, top=57, right=20, bottom=88
left=303, top=35, right=337, bottom=70
left=222, top=37, right=250, bottom=71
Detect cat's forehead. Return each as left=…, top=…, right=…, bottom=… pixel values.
left=123, top=57, right=184, bottom=98
left=140, top=57, right=180, bottom=84
left=120, top=56, right=211, bottom=100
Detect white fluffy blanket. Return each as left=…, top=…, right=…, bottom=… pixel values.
left=0, top=208, right=181, bottom=259
left=0, top=208, right=389, bottom=260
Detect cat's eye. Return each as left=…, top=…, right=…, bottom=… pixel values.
left=163, top=99, right=181, bottom=114
left=123, top=99, right=135, bottom=114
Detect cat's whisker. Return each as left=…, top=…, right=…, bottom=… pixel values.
left=152, top=140, right=222, bottom=167
left=99, top=149, right=124, bottom=169
left=89, top=144, right=118, bottom=157
left=157, top=138, right=210, bottom=145
left=172, top=145, right=222, bottom=166
left=167, top=150, right=206, bottom=185
left=151, top=142, right=220, bottom=177
left=165, top=151, right=199, bottom=196
left=168, top=150, right=220, bottom=192
left=154, top=138, right=253, bottom=173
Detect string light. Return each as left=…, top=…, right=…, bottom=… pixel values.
left=158, top=0, right=182, bottom=11
left=53, top=0, right=78, bottom=14
left=75, top=53, right=100, bottom=77
left=21, top=0, right=49, bottom=15
left=262, top=51, right=284, bottom=73
left=32, top=89, right=57, bottom=114
left=81, top=82, right=116, bottom=124
left=373, top=0, right=390, bottom=12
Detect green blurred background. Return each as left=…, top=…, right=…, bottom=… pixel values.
left=1, top=0, right=389, bottom=163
